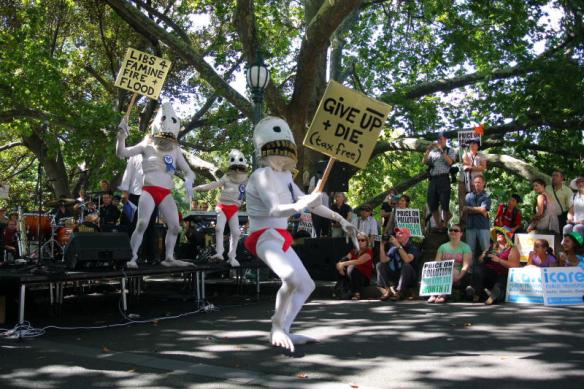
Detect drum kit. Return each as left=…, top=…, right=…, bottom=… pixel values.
left=15, top=196, right=101, bottom=262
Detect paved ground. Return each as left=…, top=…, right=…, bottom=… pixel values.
left=1, top=282, right=583, bottom=389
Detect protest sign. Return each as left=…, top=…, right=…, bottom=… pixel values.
left=395, top=208, right=423, bottom=237
left=419, top=260, right=454, bottom=296
left=297, top=209, right=314, bottom=237
left=303, top=80, right=391, bottom=169
left=505, top=267, right=544, bottom=304
left=514, top=233, right=555, bottom=263
left=457, top=130, right=481, bottom=147
left=115, top=47, right=172, bottom=100
left=541, top=267, right=584, bottom=306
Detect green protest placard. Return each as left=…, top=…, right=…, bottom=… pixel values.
left=395, top=208, right=423, bottom=237
left=303, top=80, right=392, bottom=169
left=115, top=47, right=172, bottom=100
left=419, top=260, right=454, bottom=296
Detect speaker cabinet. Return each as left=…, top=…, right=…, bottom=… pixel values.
left=64, top=232, right=132, bottom=270
left=294, top=237, right=352, bottom=280
left=314, top=160, right=357, bottom=192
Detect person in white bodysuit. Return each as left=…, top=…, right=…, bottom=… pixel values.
left=194, top=149, right=248, bottom=267
left=245, top=116, right=358, bottom=352
left=117, top=102, right=198, bottom=269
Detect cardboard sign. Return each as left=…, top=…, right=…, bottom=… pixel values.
left=542, top=267, right=584, bottom=306
left=115, top=47, right=172, bottom=99
left=514, top=233, right=555, bottom=263
left=457, top=130, right=481, bottom=147
left=419, top=260, right=454, bottom=296
left=395, top=208, right=423, bottom=237
left=505, top=267, right=544, bottom=304
left=303, top=81, right=392, bottom=169
left=297, top=209, right=314, bottom=237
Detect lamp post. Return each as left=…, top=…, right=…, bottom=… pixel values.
left=245, top=51, right=269, bottom=169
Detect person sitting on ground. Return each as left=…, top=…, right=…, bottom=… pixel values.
left=377, top=227, right=420, bottom=301
left=494, top=194, right=523, bottom=237
left=558, top=232, right=584, bottom=267
left=564, top=176, right=584, bottom=238
left=383, top=194, right=411, bottom=235
left=527, top=239, right=557, bottom=267
left=477, top=227, right=520, bottom=305
left=330, top=192, right=352, bottom=238
left=335, top=231, right=374, bottom=300
left=462, top=139, right=487, bottom=193
left=527, top=178, right=559, bottom=234
left=429, top=224, right=472, bottom=304
left=352, top=204, right=379, bottom=245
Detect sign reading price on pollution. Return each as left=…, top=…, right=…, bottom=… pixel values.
left=115, top=47, right=172, bottom=100
left=303, top=81, right=392, bottom=169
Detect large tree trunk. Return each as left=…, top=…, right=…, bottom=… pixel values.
left=21, top=128, right=70, bottom=198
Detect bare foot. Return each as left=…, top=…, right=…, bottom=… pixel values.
left=288, top=333, right=318, bottom=345
left=270, top=328, right=294, bottom=352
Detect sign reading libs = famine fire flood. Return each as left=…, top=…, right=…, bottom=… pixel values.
left=114, top=47, right=172, bottom=100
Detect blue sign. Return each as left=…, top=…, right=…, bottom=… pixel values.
left=542, top=267, right=584, bottom=306
left=506, top=267, right=544, bottom=304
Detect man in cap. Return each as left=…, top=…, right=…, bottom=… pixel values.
left=377, top=227, right=420, bottom=301
left=423, top=131, right=457, bottom=231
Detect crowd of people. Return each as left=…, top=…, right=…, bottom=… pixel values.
left=1, top=130, right=582, bottom=307
left=329, top=132, right=583, bottom=304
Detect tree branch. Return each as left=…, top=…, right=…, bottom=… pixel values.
left=0, top=141, right=23, bottom=153
left=383, top=34, right=581, bottom=103
left=290, top=0, right=364, bottom=120
left=105, top=0, right=253, bottom=118
left=358, top=171, right=428, bottom=209
left=0, top=108, right=77, bottom=131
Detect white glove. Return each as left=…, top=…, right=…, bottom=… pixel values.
left=118, top=117, right=129, bottom=138
left=185, top=178, right=193, bottom=202
left=296, top=192, right=322, bottom=211
left=340, top=219, right=359, bottom=250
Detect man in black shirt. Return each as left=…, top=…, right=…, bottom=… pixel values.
left=99, top=192, right=121, bottom=232
left=330, top=192, right=353, bottom=237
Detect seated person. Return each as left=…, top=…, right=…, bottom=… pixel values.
left=429, top=224, right=472, bottom=303
left=74, top=214, right=100, bottom=233
left=376, top=227, right=420, bottom=301
left=1, top=219, right=19, bottom=261
left=558, top=232, right=584, bottom=267
left=527, top=239, right=557, bottom=267
left=494, top=194, right=523, bottom=236
left=564, top=176, right=584, bottom=238
left=477, top=227, right=520, bottom=305
left=335, top=232, right=373, bottom=300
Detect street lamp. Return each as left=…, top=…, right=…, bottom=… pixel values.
left=245, top=51, right=269, bottom=169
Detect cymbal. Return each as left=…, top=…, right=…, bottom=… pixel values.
left=46, top=198, right=76, bottom=207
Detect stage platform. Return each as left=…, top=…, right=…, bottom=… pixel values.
left=0, top=262, right=229, bottom=325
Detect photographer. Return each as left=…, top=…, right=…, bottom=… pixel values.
left=477, top=227, right=520, bottom=305
left=423, top=132, right=457, bottom=232
left=376, top=227, right=420, bottom=301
